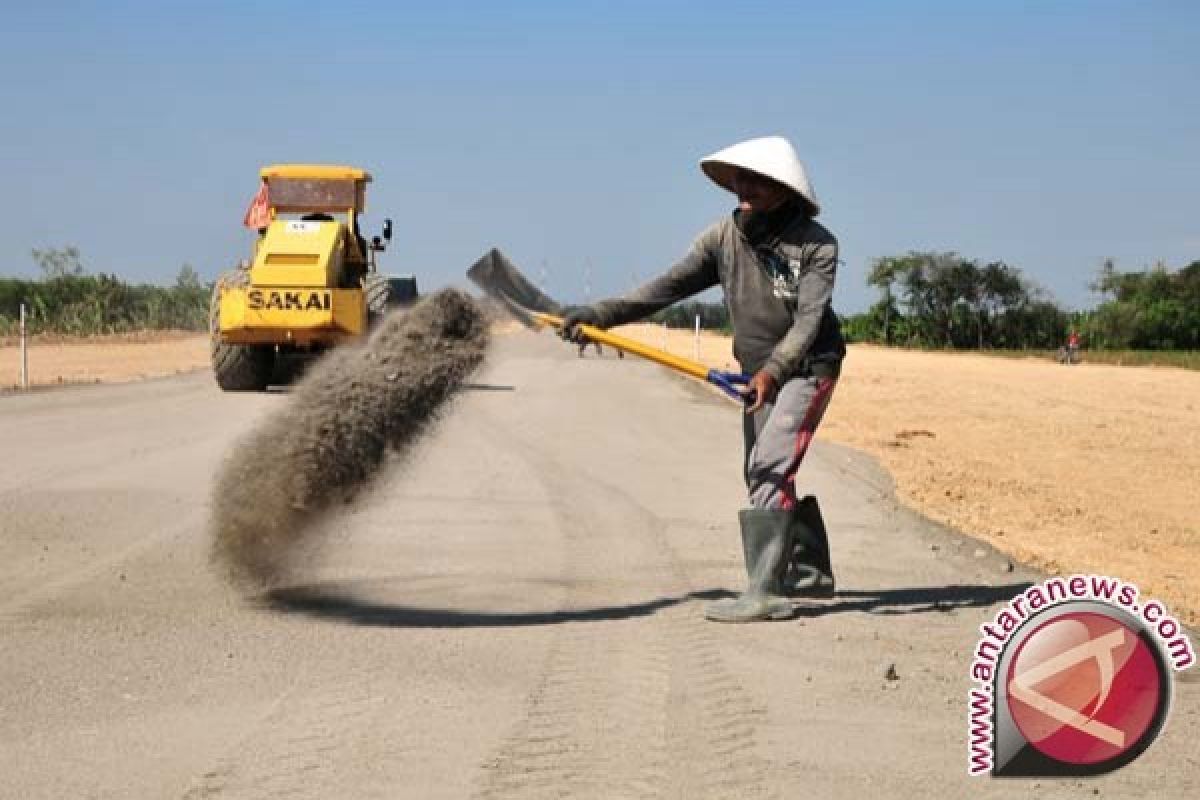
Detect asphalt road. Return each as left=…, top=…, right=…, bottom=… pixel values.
left=1, top=332, right=1197, bottom=799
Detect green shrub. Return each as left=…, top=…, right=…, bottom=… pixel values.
left=0, top=249, right=210, bottom=336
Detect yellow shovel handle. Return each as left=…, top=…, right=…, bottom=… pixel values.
left=531, top=311, right=711, bottom=382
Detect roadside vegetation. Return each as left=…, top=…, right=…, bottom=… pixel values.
left=650, top=300, right=733, bottom=333
left=4, top=245, right=1197, bottom=372
left=0, top=247, right=210, bottom=336
left=652, top=252, right=1199, bottom=370
left=846, top=253, right=1200, bottom=351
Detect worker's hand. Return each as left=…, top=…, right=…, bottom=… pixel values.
left=560, top=306, right=604, bottom=344
left=742, top=370, right=778, bottom=414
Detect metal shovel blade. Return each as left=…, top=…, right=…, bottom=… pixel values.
left=466, top=248, right=563, bottom=326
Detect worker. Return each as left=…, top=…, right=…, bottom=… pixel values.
left=576, top=340, right=626, bottom=359
left=562, top=136, right=845, bottom=622
left=1066, top=329, right=1081, bottom=364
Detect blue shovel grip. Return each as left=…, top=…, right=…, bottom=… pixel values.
left=706, top=370, right=753, bottom=403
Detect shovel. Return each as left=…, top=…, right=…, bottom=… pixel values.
left=467, top=248, right=751, bottom=402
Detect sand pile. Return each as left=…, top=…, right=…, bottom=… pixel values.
left=210, top=289, right=489, bottom=591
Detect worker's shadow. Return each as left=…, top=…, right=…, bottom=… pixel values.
left=263, top=584, right=727, bottom=629
left=790, top=582, right=1034, bottom=618
left=263, top=582, right=1030, bottom=628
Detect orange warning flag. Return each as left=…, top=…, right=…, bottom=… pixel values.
left=243, top=182, right=271, bottom=229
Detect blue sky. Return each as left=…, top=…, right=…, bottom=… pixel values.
left=1, top=1, right=1196, bottom=312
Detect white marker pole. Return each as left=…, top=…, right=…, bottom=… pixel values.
left=19, top=302, right=29, bottom=389
left=694, top=314, right=700, bottom=361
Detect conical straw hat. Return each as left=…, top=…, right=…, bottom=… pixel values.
left=700, top=136, right=820, bottom=215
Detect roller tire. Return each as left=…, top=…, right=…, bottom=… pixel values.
left=365, top=273, right=391, bottom=328
left=210, top=273, right=274, bottom=391
left=212, top=340, right=274, bottom=391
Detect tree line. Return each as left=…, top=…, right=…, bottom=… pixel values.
left=650, top=251, right=1198, bottom=352
left=1084, top=258, right=1200, bottom=350
left=0, top=247, right=210, bottom=336
left=847, top=252, right=1199, bottom=350
left=650, top=300, right=733, bottom=332
left=847, top=252, right=1063, bottom=348
left=4, top=245, right=1196, bottom=352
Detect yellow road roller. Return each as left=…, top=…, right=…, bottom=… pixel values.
left=211, top=164, right=418, bottom=390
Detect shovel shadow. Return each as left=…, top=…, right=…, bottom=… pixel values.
left=793, top=582, right=1033, bottom=618
left=462, top=382, right=516, bottom=392
left=263, top=584, right=729, bottom=629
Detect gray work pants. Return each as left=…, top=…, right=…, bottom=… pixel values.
left=743, top=372, right=838, bottom=510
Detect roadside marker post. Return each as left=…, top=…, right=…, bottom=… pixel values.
left=694, top=314, right=700, bottom=361
left=19, top=303, right=28, bottom=390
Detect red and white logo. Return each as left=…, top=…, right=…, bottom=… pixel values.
left=968, top=589, right=1182, bottom=778
left=1006, top=611, right=1164, bottom=767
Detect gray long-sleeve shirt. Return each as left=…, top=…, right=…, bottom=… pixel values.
left=592, top=213, right=845, bottom=382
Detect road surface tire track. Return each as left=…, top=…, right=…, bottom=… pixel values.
left=468, top=410, right=778, bottom=800
left=180, top=660, right=405, bottom=800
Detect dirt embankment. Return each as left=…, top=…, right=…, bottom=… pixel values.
left=616, top=323, right=1200, bottom=626
left=0, top=332, right=209, bottom=389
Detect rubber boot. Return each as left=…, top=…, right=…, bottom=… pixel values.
left=705, top=509, right=795, bottom=623
left=783, top=495, right=835, bottom=599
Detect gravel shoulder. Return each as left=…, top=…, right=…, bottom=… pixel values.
left=0, top=332, right=209, bottom=390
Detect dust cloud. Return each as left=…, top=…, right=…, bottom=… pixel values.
left=210, top=289, right=489, bottom=591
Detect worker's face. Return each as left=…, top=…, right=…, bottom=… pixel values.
left=731, top=169, right=792, bottom=214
